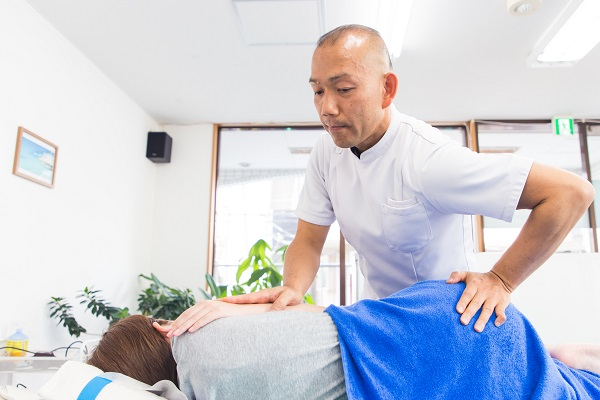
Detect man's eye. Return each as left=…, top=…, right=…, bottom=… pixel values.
left=338, top=88, right=353, bottom=93
left=314, top=90, right=323, bottom=96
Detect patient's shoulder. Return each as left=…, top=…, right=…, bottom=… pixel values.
left=173, top=311, right=337, bottom=360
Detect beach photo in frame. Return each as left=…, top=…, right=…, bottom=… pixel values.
left=13, top=126, right=59, bottom=188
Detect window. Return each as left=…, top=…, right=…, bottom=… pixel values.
left=213, top=126, right=349, bottom=304
left=209, top=120, right=597, bottom=308
left=584, top=123, right=600, bottom=250
left=476, top=121, right=595, bottom=253
left=211, top=124, right=470, bottom=305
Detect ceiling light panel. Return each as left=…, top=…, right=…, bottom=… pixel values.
left=528, top=0, right=600, bottom=67
left=233, top=0, right=321, bottom=45
left=233, top=0, right=413, bottom=58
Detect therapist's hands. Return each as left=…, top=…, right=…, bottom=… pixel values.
left=158, top=286, right=305, bottom=338
left=221, top=285, right=304, bottom=311
left=446, top=271, right=512, bottom=332
left=160, top=299, right=269, bottom=338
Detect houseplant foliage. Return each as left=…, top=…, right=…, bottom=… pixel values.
left=79, top=287, right=131, bottom=323
left=48, top=288, right=130, bottom=338
left=137, top=273, right=196, bottom=320
left=48, top=297, right=88, bottom=338
left=49, top=238, right=313, bottom=337
left=48, top=275, right=192, bottom=338
left=204, top=239, right=284, bottom=298
left=204, top=239, right=314, bottom=304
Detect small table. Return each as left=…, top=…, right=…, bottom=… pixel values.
left=0, top=357, right=71, bottom=386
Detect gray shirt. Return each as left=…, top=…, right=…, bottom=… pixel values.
left=172, top=311, right=347, bottom=400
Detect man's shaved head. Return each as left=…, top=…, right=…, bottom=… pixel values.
left=316, top=24, right=393, bottom=72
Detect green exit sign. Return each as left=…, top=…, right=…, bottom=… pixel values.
left=553, top=117, right=574, bottom=136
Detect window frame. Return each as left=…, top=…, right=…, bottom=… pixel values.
left=206, top=119, right=599, bottom=301
left=471, top=119, right=598, bottom=253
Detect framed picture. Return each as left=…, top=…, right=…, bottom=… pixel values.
left=13, top=126, right=59, bottom=188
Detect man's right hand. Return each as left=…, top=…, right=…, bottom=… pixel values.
left=221, top=285, right=304, bottom=311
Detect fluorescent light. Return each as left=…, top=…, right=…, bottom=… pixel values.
left=233, top=0, right=321, bottom=45
left=528, top=0, right=600, bottom=67
left=232, top=0, right=414, bottom=58
left=321, top=0, right=414, bottom=59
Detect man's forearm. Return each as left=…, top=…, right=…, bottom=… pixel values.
left=283, top=238, right=321, bottom=295
left=282, top=219, right=330, bottom=296
left=492, top=211, right=572, bottom=292
left=492, top=176, right=595, bottom=291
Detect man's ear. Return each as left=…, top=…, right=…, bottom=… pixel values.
left=153, top=321, right=171, bottom=343
left=382, top=72, right=398, bottom=108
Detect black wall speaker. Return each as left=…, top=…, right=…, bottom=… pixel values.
left=146, top=131, right=172, bottom=163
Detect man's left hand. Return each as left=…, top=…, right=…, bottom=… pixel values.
left=446, top=271, right=512, bottom=332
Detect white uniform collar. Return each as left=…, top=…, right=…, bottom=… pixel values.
left=352, top=105, right=400, bottom=164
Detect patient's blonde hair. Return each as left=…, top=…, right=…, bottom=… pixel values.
left=86, top=315, right=178, bottom=387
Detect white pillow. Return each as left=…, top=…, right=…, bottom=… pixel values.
left=0, top=385, right=42, bottom=400
left=37, top=361, right=186, bottom=400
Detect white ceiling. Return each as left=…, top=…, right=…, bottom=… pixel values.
left=25, top=0, right=600, bottom=126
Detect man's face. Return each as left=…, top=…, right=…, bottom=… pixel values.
left=309, top=35, right=388, bottom=151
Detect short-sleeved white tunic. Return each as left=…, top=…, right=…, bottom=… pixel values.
left=296, top=106, right=533, bottom=297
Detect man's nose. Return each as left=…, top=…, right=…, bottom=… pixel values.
left=320, top=93, right=338, bottom=116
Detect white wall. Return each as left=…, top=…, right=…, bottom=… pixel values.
left=0, top=0, right=159, bottom=353
left=149, top=124, right=214, bottom=291
left=473, top=253, right=600, bottom=345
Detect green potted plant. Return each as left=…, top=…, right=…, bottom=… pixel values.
left=205, top=238, right=313, bottom=304
left=48, top=275, right=192, bottom=337
left=137, top=273, right=196, bottom=320
left=49, top=239, right=313, bottom=337
left=48, top=288, right=130, bottom=338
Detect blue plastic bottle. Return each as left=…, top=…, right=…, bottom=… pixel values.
left=6, top=329, right=29, bottom=357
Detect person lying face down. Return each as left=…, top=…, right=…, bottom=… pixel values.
left=88, top=304, right=343, bottom=399
left=87, top=281, right=600, bottom=400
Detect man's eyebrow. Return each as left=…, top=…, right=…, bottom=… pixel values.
left=309, top=73, right=351, bottom=84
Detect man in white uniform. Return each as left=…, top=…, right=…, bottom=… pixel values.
left=225, top=24, right=595, bottom=332
left=296, top=106, right=532, bottom=299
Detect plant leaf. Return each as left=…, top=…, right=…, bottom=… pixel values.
left=205, top=273, right=220, bottom=298
left=246, top=268, right=268, bottom=285
left=303, top=293, right=315, bottom=304
left=236, top=257, right=251, bottom=283
left=269, top=270, right=282, bottom=287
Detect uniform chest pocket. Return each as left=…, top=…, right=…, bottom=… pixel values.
left=382, top=198, right=433, bottom=252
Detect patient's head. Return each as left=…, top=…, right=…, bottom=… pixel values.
left=86, top=315, right=178, bottom=387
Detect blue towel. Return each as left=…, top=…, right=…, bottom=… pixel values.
left=325, top=280, right=600, bottom=399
